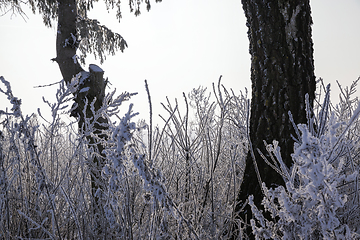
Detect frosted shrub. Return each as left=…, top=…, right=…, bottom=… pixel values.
left=0, top=76, right=138, bottom=239
left=249, top=85, right=360, bottom=239
left=142, top=78, right=248, bottom=239
left=100, top=103, right=141, bottom=237
left=0, top=76, right=69, bottom=239
left=2, top=72, right=360, bottom=239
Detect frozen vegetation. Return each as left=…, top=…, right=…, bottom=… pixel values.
left=0, top=75, right=359, bottom=239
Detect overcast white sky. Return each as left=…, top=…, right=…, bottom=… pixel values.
left=1, top=0, right=360, bottom=124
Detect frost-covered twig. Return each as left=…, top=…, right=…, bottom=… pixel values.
left=0, top=76, right=22, bottom=117
left=132, top=151, right=200, bottom=240
left=145, top=80, right=153, bottom=165
left=18, top=210, right=55, bottom=239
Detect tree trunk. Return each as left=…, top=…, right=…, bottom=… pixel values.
left=56, top=0, right=109, bottom=236
left=56, top=0, right=83, bottom=84
left=233, top=0, right=316, bottom=238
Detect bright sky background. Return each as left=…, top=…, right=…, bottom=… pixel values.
left=1, top=0, right=360, bottom=124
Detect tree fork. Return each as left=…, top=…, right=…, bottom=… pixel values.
left=232, top=0, right=316, bottom=238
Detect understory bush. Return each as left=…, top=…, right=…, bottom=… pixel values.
left=248, top=79, right=360, bottom=239
left=0, top=75, right=359, bottom=239
left=0, top=76, right=247, bottom=239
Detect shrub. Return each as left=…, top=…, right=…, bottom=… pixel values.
left=249, top=81, right=360, bottom=239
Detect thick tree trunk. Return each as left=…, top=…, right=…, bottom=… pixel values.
left=56, top=0, right=109, bottom=237
left=233, top=0, right=316, bottom=238
left=56, top=0, right=83, bottom=84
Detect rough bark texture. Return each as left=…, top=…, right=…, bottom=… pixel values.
left=233, top=0, right=316, bottom=238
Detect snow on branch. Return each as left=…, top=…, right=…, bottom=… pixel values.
left=0, top=76, right=22, bottom=117
left=249, top=90, right=360, bottom=239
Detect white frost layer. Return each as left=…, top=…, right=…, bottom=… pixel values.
left=89, top=64, right=104, bottom=73
left=79, top=87, right=90, bottom=93
left=72, top=55, right=77, bottom=64
left=79, top=71, right=90, bottom=81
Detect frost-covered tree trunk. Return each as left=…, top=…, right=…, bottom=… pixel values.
left=233, top=0, right=316, bottom=238
left=55, top=0, right=109, bottom=236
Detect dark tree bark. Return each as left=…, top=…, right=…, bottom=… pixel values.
left=56, top=0, right=83, bottom=84
left=56, top=0, right=109, bottom=236
left=232, top=0, right=316, bottom=238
